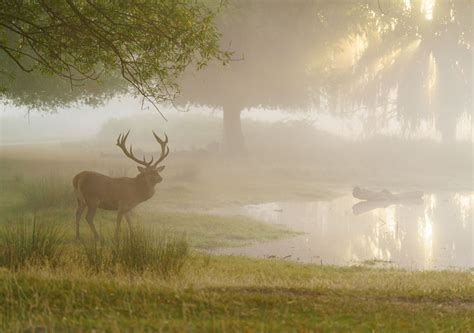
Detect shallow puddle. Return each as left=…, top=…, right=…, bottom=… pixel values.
left=210, top=192, right=473, bottom=270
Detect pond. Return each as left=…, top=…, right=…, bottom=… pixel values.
left=210, top=192, right=473, bottom=270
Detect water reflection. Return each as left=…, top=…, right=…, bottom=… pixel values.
left=211, top=192, right=473, bottom=270
left=352, top=198, right=423, bottom=215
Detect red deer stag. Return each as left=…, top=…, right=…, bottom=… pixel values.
left=73, top=131, right=169, bottom=240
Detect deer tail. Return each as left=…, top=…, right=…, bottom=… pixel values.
left=73, top=173, right=86, bottom=204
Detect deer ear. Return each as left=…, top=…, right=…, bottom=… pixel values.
left=137, top=166, right=146, bottom=173
left=156, top=165, right=165, bottom=172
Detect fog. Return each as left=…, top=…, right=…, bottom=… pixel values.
left=3, top=2, right=474, bottom=330
left=0, top=0, right=472, bottom=269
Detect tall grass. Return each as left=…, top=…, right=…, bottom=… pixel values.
left=112, top=228, right=189, bottom=275
left=21, top=176, right=73, bottom=211
left=153, top=233, right=190, bottom=276
left=81, top=238, right=112, bottom=274
left=0, top=216, right=65, bottom=270
left=80, top=227, right=189, bottom=276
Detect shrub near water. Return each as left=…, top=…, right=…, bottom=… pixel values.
left=21, top=176, right=73, bottom=211
left=0, top=216, right=65, bottom=270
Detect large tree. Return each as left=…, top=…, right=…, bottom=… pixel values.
left=0, top=0, right=230, bottom=113
left=176, top=1, right=366, bottom=152
left=178, top=0, right=472, bottom=151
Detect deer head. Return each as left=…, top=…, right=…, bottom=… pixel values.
left=116, top=130, right=169, bottom=186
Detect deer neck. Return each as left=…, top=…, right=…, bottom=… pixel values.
left=135, top=175, right=156, bottom=201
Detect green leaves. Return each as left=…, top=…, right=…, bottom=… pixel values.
left=0, top=1, right=229, bottom=111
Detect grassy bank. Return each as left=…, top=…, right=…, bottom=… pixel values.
left=0, top=213, right=472, bottom=331
left=1, top=256, right=473, bottom=331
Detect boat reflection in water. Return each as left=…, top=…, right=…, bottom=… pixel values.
left=352, top=198, right=424, bottom=216
left=211, top=192, right=473, bottom=270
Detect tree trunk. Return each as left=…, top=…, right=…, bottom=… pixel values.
left=223, top=107, right=245, bottom=154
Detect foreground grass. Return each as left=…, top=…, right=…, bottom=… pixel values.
left=1, top=256, right=473, bottom=331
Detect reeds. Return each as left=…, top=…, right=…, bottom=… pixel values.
left=80, top=227, right=189, bottom=276
left=0, top=215, right=65, bottom=270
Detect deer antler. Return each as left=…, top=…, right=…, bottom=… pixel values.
left=152, top=131, right=170, bottom=167
left=116, top=130, right=155, bottom=167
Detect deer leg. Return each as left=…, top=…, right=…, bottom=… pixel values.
left=124, top=212, right=133, bottom=232
left=85, top=203, right=99, bottom=240
left=75, top=199, right=86, bottom=240
left=115, top=205, right=124, bottom=241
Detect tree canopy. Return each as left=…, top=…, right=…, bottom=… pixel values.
left=329, top=0, right=472, bottom=141
left=0, top=0, right=231, bottom=112
left=177, top=0, right=472, bottom=150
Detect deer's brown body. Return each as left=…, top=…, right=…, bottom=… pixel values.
left=73, top=131, right=169, bottom=240
left=74, top=171, right=157, bottom=209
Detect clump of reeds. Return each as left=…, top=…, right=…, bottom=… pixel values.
left=81, top=227, right=189, bottom=276
left=0, top=215, right=65, bottom=270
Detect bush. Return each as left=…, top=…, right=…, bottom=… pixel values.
left=0, top=216, right=65, bottom=270
left=21, top=176, right=73, bottom=212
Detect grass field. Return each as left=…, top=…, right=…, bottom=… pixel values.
left=2, top=257, right=473, bottom=331
left=0, top=145, right=473, bottom=331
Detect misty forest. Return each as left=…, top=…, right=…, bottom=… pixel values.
left=0, top=0, right=472, bottom=331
